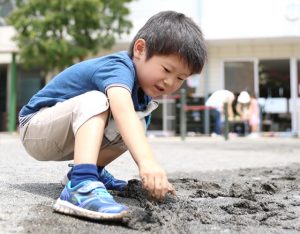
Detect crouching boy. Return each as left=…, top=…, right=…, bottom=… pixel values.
left=19, top=11, right=207, bottom=220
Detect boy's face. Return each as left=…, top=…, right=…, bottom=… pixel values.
left=133, top=39, right=191, bottom=98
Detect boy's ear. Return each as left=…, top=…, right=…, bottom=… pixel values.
left=133, top=39, right=146, bottom=58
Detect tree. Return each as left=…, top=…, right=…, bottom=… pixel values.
left=7, top=0, right=133, bottom=80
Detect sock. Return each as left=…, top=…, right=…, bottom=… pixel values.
left=67, top=165, right=104, bottom=181
left=70, top=164, right=99, bottom=187
left=97, top=166, right=104, bottom=176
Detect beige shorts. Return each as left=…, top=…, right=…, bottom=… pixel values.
left=19, top=90, right=158, bottom=161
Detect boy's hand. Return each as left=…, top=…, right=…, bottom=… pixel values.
left=139, top=160, right=176, bottom=201
left=107, top=87, right=176, bottom=200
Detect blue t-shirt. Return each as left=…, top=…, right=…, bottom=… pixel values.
left=19, top=51, right=151, bottom=117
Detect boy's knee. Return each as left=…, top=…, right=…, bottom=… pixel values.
left=73, top=91, right=110, bottom=133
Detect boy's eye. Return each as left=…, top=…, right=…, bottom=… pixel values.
left=163, top=66, right=170, bottom=73
left=177, top=77, right=184, bottom=81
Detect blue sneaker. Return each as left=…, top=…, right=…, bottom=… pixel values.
left=53, top=180, right=128, bottom=220
left=61, top=164, right=128, bottom=192
left=99, top=169, right=128, bottom=192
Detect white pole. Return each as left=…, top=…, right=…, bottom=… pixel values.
left=290, top=57, right=298, bottom=136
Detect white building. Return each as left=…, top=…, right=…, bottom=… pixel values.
left=122, top=0, right=300, bottom=136
left=1, top=0, right=300, bottom=135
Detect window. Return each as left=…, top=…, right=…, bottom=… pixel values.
left=259, top=59, right=290, bottom=98
left=224, top=61, right=255, bottom=94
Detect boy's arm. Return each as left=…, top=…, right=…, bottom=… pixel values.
left=106, top=87, right=175, bottom=200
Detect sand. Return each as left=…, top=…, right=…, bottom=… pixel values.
left=1, top=134, right=300, bottom=233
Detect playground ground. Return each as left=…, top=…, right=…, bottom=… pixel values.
left=1, top=132, right=300, bottom=233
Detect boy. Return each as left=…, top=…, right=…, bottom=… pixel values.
left=19, top=11, right=207, bottom=220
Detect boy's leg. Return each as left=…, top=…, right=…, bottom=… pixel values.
left=54, top=110, right=128, bottom=220
left=74, top=112, right=108, bottom=165
left=61, top=140, right=128, bottom=190
left=20, top=91, right=111, bottom=161
left=20, top=91, right=128, bottom=220
left=97, top=145, right=126, bottom=166
left=96, top=146, right=128, bottom=191
left=69, top=112, right=108, bottom=187
left=60, top=100, right=158, bottom=190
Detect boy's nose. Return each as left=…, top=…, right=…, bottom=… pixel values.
left=163, top=76, right=174, bottom=87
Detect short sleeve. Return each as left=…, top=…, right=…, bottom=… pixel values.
left=91, top=58, right=135, bottom=94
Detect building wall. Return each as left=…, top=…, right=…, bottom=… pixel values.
left=201, top=0, right=300, bottom=40
left=120, top=0, right=200, bottom=42
left=201, top=40, right=300, bottom=94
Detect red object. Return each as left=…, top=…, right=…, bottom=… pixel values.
left=184, top=106, right=215, bottom=111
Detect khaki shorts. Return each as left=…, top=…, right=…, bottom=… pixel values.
left=19, top=91, right=158, bottom=161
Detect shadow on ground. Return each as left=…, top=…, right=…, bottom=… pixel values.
left=11, top=183, right=61, bottom=200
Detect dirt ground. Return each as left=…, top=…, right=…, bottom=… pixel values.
left=120, top=165, right=300, bottom=233
left=1, top=133, right=300, bottom=233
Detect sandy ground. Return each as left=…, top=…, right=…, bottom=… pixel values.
left=1, top=133, right=300, bottom=233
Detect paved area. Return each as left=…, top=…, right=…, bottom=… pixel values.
left=0, top=132, right=300, bottom=233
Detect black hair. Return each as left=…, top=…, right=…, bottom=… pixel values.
left=232, top=92, right=239, bottom=116
left=128, top=11, right=207, bottom=74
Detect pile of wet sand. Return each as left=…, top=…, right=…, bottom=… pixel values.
left=116, top=165, right=300, bottom=233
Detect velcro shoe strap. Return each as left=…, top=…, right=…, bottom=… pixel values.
left=78, top=181, right=105, bottom=194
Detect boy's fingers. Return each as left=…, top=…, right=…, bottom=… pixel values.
left=153, top=177, right=161, bottom=199
left=142, top=175, right=156, bottom=195
left=141, top=176, right=146, bottom=183
left=152, top=177, right=171, bottom=201
left=154, top=177, right=168, bottom=201
left=168, top=183, right=176, bottom=196
left=161, top=178, right=170, bottom=199
left=169, top=189, right=176, bottom=196
left=147, top=176, right=155, bottom=193
left=141, top=176, right=148, bottom=189
left=141, top=175, right=173, bottom=200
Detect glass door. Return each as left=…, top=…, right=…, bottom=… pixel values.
left=259, top=59, right=291, bottom=132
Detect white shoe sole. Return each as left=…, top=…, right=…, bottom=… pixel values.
left=53, top=198, right=128, bottom=220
